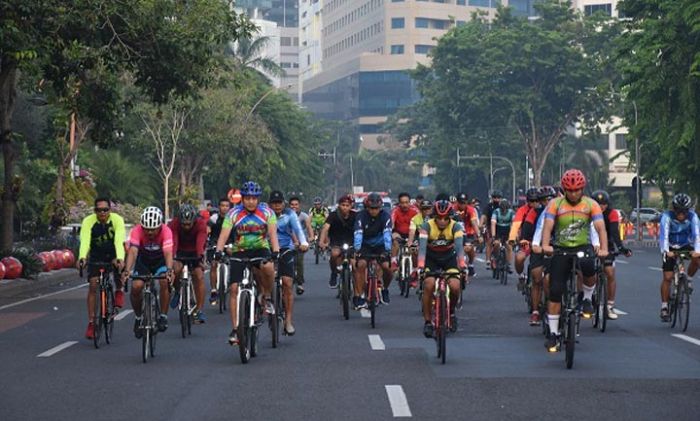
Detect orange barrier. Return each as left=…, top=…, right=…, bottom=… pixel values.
left=646, top=222, right=659, bottom=238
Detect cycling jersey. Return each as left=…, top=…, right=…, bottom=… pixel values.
left=128, top=224, right=174, bottom=262
left=601, top=208, right=625, bottom=252
left=391, top=206, right=419, bottom=237
left=483, top=202, right=499, bottom=222
left=520, top=206, right=544, bottom=242
left=275, top=208, right=307, bottom=250
left=326, top=209, right=357, bottom=246
left=309, top=206, right=329, bottom=228
left=509, top=204, right=531, bottom=242
left=79, top=213, right=126, bottom=261
left=417, top=218, right=466, bottom=268
left=409, top=213, right=427, bottom=237
left=456, top=205, right=478, bottom=236
left=544, top=196, right=603, bottom=248
left=659, top=210, right=700, bottom=253
left=169, top=217, right=208, bottom=257
left=223, top=204, right=277, bottom=252
left=492, top=208, right=515, bottom=228
left=354, top=209, right=392, bottom=252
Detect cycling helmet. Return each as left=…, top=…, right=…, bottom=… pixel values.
left=420, top=199, right=433, bottom=209
left=269, top=190, right=284, bottom=203
left=449, top=195, right=458, bottom=203
left=561, top=169, right=586, bottom=190
left=141, top=206, right=163, bottom=229
left=241, top=181, right=262, bottom=197
left=313, top=196, right=322, bottom=205
left=591, top=190, right=610, bottom=206
left=456, top=192, right=468, bottom=204
left=499, top=199, right=510, bottom=211
left=178, top=203, right=198, bottom=224
left=491, top=190, right=503, bottom=199
left=338, top=194, right=353, bottom=205
left=365, top=192, right=382, bottom=209
left=538, top=185, right=557, bottom=200
left=672, top=193, right=692, bottom=212
left=526, top=187, right=540, bottom=202
left=434, top=200, right=452, bottom=217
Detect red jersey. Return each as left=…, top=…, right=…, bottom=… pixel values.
left=391, top=206, right=419, bottom=236
left=458, top=205, right=478, bottom=236
left=128, top=224, right=173, bottom=261
left=168, top=217, right=208, bottom=256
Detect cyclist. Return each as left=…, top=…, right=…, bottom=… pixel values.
left=591, top=190, right=632, bottom=320
left=481, top=191, right=503, bottom=269
left=541, top=169, right=608, bottom=351
left=509, top=188, right=540, bottom=289
left=122, top=207, right=175, bottom=337
left=78, top=197, right=126, bottom=340
left=390, top=192, right=418, bottom=269
left=319, top=194, right=357, bottom=288
left=169, top=203, right=208, bottom=324
left=309, top=196, right=329, bottom=236
left=417, top=196, right=467, bottom=337
left=208, top=197, right=232, bottom=305
left=215, top=181, right=280, bottom=345
left=454, top=192, right=481, bottom=277
left=289, top=196, right=314, bottom=294
left=268, top=191, right=309, bottom=335
left=491, top=199, right=515, bottom=273
left=658, top=193, right=700, bottom=322
left=354, top=192, right=393, bottom=308
left=408, top=200, right=433, bottom=246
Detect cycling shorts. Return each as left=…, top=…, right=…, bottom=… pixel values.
left=277, top=248, right=296, bottom=278
left=134, top=255, right=167, bottom=277
left=662, top=245, right=693, bottom=272
left=229, top=249, right=272, bottom=285
left=425, top=252, right=458, bottom=274
left=529, top=252, right=545, bottom=269
left=358, top=245, right=389, bottom=262
left=495, top=226, right=510, bottom=243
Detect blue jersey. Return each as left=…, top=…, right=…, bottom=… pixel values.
left=659, top=210, right=700, bottom=253
left=275, top=208, right=307, bottom=250
left=354, top=209, right=392, bottom=251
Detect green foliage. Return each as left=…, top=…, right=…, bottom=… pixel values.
left=81, top=148, right=158, bottom=205
left=43, top=176, right=96, bottom=227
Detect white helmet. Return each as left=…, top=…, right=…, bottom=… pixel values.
left=141, top=206, right=163, bottom=229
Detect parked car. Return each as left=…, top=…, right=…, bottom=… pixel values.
left=630, top=207, right=662, bottom=224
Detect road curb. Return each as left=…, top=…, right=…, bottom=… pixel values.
left=0, top=269, right=80, bottom=299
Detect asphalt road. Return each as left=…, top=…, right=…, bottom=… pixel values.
left=1, top=247, right=699, bottom=420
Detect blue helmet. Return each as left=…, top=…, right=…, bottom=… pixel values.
left=241, top=181, right=262, bottom=197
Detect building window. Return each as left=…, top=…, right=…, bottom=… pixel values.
left=584, top=4, right=612, bottom=16
left=415, top=18, right=429, bottom=28
left=390, top=44, right=404, bottom=54
left=615, top=134, right=626, bottom=150
left=457, top=0, right=466, bottom=4
left=281, top=37, right=292, bottom=46
left=414, top=44, right=434, bottom=54
left=468, top=0, right=501, bottom=6
left=391, top=17, right=405, bottom=28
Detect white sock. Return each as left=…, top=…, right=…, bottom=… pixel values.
left=548, top=314, right=560, bottom=335
left=583, top=284, right=595, bottom=301
left=661, top=302, right=668, bottom=309
left=607, top=300, right=615, bottom=307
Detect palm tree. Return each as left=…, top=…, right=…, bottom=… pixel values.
left=228, top=35, right=286, bottom=82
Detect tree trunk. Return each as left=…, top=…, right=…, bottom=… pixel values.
left=0, top=62, right=18, bottom=250
left=164, top=175, right=170, bottom=220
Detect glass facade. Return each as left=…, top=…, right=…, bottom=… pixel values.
left=508, top=0, right=541, bottom=17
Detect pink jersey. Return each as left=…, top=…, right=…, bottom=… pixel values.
left=128, top=224, right=173, bottom=261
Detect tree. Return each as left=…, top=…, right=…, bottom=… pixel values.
left=228, top=35, right=286, bottom=82
left=615, top=0, right=700, bottom=199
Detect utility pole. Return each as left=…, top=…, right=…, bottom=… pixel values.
left=456, top=150, right=516, bottom=203
left=318, top=147, right=337, bottom=204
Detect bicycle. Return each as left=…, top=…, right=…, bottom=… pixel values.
left=669, top=251, right=693, bottom=332
left=81, top=261, right=118, bottom=349
left=313, top=229, right=322, bottom=264
left=493, top=240, right=508, bottom=285
left=396, top=238, right=414, bottom=298
left=131, top=273, right=167, bottom=363
left=592, top=252, right=619, bottom=333
left=361, top=254, right=384, bottom=329
left=421, top=269, right=460, bottom=365
left=231, top=256, right=268, bottom=364
left=175, top=256, right=200, bottom=338
left=271, top=249, right=295, bottom=347
left=337, top=244, right=354, bottom=320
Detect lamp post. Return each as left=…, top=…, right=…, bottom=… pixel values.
left=631, top=100, right=641, bottom=241
left=456, top=149, right=516, bottom=203
left=318, top=147, right=337, bottom=204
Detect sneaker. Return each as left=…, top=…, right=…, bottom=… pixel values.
left=660, top=307, right=670, bottom=322
left=169, top=291, right=180, bottom=309
left=194, top=310, right=207, bottom=324
left=449, top=314, right=458, bottom=333
left=209, top=290, right=218, bottom=306
left=356, top=296, right=368, bottom=310
left=85, top=322, right=95, bottom=339
left=284, top=322, right=296, bottom=336
left=606, top=305, right=618, bottom=320
left=507, top=265, right=513, bottom=274
left=228, top=329, right=238, bottom=345
left=468, top=265, right=475, bottom=277
left=423, top=321, right=433, bottom=338
left=134, top=318, right=143, bottom=339
left=352, top=296, right=360, bottom=310
left=296, top=284, right=305, bottom=295
left=581, top=299, right=594, bottom=319
left=114, top=290, right=125, bottom=308
left=545, top=333, right=559, bottom=352
left=381, top=288, right=390, bottom=304
left=529, top=312, right=540, bottom=326
left=265, top=299, right=275, bottom=315
left=157, top=314, right=168, bottom=332
left=328, top=273, right=338, bottom=289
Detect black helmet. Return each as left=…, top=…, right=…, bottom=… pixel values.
left=499, top=199, right=510, bottom=211
left=268, top=190, right=285, bottom=203
left=538, top=186, right=557, bottom=200
left=491, top=190, right=503, bottom=199
left=526, top=187, right=540, bottom=201
left=672, top=193, right=692, bottom=212
left=591, top=190, right=610, bottom=206
left=178, top=204, right=198, bottom=224
left=420, top=200, right=433, bottom=209
left=456, top=192, right=468, bottom=204
left=365, top=192, right=383, bottom=209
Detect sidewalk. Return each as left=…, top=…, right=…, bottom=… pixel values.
left=0, top=269, right=81, bottom=301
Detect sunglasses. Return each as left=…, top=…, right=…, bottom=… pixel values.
left=564, top=189, right=582, bottom=193
left=95, top=207, right=110, bottom=213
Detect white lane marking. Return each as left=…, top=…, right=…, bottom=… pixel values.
left=616, top=260, right=628, bottom=264
left=476, top=257, right=485, bottom=263
left=114, top=309, right=134, bottom=321
left=360, top=309, right=371, bottom=318
left=648, top=267, right=662, bottom=272
left=614, top=309, right=628, bottom=315
left=672, top=334, right=700, bottom=347
left=369, top=334, right=385, bottom=350
left=37, top=341, right=78, bottom=357
left=385, top=385, right=412, bottom=418
left=0, top=283, right=87, bottom=312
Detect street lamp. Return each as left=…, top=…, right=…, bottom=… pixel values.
left=456, top=149, right=516, bottom=203
left=318, top=147, right=337, bottom=204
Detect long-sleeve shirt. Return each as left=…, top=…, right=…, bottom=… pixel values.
left=275, top=208, right=307, bottom=250
left=169, top=217, right=208, bottom=257
left=354, top=209, right=392, bottom=251
left=79, top=213, right=126, bottom=261
left=659, top=210, right=700, bottom=253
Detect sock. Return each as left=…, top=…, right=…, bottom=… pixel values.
left=583, top=284, right=595, bottom=301
left=661, top=302, right=668, bottom=309
left=607, top=300, right=615, bottom=307
left=548, top=314, right=560, bottom=335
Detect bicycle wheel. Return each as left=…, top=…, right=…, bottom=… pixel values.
left=93, top=287, right=103, bottom=349
left=598, top=276, right=608, bottom=333
left=565, top=311, right=576, bottom=369
left=218, top=266, right=227, bottom=314
left=237, top=293, right=251, bottom=364
left=271, top=280, right=280, bottom=348
left=678, top=280, right=690, bottom=332
left=186, top=285, right=194, bottom=335
left=105, top=287, right=115, bottom=344
left=438, top=292, right=448, bottom=365
left=315, top=246, right=320, bottom=265
left=368, top=276, right=377, bottom=329
left=671, top=284, right=680, bottom=328
left=149, top=295, right=158, bottom=358
left=179, top=284, right=187, bottom=339
left=341, top=267, right=350, bottom=320
left=142, top=295, right=151, bottom=363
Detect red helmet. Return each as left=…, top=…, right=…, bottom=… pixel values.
left=433, top=200, right=452, bottom=218
left=561, top=169, right=586, bottom=190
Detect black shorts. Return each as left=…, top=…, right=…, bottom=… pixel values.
left=134, top=255, right=167, bottom=276
left=530, top=252, right=545, bottom=269
left=425, top=252, right=458, bottom=274
left=495, top=226, right=510, bottom=243
left=358, top=245, right=389, bottom=262
left=175, top=250, right=204, bottom=270
left=277, top=248, right=296, bottom=278
left=229, top=249, right=272, bottom=285
left=548, top=246, right=596, bottom=303
left=464, top=234, right=477, bottom=245
left=330, top=238, right=354, bottom=248
left=662, top=245, right=693, bottom=272
left=603, top=254, right=616, bottom=267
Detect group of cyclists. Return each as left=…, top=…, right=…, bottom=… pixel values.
left=76, top=168, right=699, bottom=360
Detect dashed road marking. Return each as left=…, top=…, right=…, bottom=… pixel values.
left=360, top=309, right=371, bottom=318
left=672, top=334, right=700, bottom=347
left=0, top=284, right=87, bottom=312
left=369, top=334, right=385, bottom=350
left=614, top=308, right=628, bottom=315
left=385, top=385, right=412, bottom=417
left=37, top=341, right=78, bottom=358
left=648, top=267, right=662, bottom=272
left=616, top=260, right=628, bottom=264
left=476, top=257, right=485, bottom=263
left=114, top=309, right=134, bottom=321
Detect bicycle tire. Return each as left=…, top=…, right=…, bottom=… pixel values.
left=142, top=294, right=151, bottom=363
left=565, top=311, right=576, bottom=369
left=678, top=279, right=690, bottom=332
left=438, top=291, right=448, bottom=364
left=149, top=298, right=157, bottom=358
left=315, top=246, right=320, bottom=265
left=187, top=285, right=194, bottom=336
left=341, top=266, right=350, bottom=320
left=251, top=326, right=259, bottom=358
left=671, top=283, right=679, bottom=328
left=271, top=280, right=280, bottom=348
left=93, top=287, right=103, bottom=349
left=105, top=287, right=115, bottom=344
left=218, top=266, right=227, bottom=314
left=238, top=293, right=251, bottom=364
left=368, top=276, right=377, bottom=329
left=598, top=276, right=608, bottom=333
left=179, top=284, right=187, bottom=339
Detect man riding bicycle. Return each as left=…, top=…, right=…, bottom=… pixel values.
left=491, top=199, right=515, bottom=274
left=208, top=197, right=232, bottom=306
left=454, top=192, right=482, bottom=277
left=390, top=192, right=418, bottom=269
left=78, top=197, right=126, bottom=340
left=309, top=197, right=329, bottom=236
left=319, top=194, right=357, bottom=289
left=509, top=188, right=540, bottom=289
left=658, top=193, right=700, bottom=322
left=289, top=196, right=314, bottom=295
left=481, top=190, right=503, bottom=269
